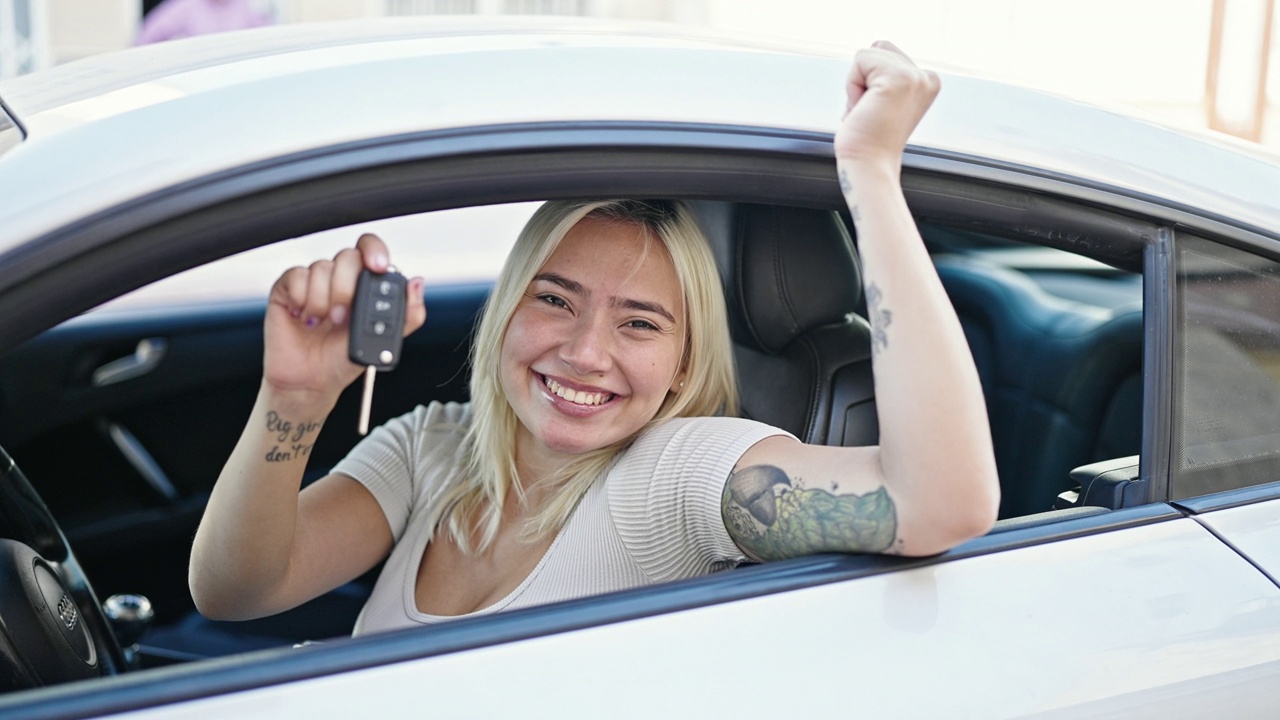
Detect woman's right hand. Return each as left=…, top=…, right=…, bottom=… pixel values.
left=263, top=233, right=426, bottom=405
left=834, top=41, right=939, bottom=172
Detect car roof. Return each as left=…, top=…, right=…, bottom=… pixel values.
left=2, top=15, right=1279, bottom=253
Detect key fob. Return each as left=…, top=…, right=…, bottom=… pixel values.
left=348, top=268, right=407, bottom=370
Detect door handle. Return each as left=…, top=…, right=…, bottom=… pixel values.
left=92, top=338, right=168, bottom=387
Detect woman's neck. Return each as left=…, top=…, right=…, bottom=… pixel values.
left=512, top=428, right=572, bottom=509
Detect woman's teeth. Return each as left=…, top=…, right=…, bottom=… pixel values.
left=544, top=376, right=613, bottom=406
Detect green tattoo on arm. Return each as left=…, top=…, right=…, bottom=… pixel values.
left=721, top=464, right=898, bottom=561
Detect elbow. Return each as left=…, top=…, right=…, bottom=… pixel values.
left=189, top=575, right=220, bottom=620
left=963, top=470, right=1001, bottom=537
left=899, top=469, right=1000, bottom=557
left=188, top=560, right=266, bottom=622
left=946, top=458, right=1000, bottom=540
left=188, top=565, right=234, bottom=621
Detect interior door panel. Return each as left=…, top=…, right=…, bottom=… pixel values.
left=0, top=283, right=487, bottom=624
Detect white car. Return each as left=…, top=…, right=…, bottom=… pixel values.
left=1, top=16, right=1279, bottom=719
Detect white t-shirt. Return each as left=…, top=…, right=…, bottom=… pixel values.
left=332, top=402, right=790, bottom=635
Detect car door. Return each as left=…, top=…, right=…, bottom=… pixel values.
left=130, top=517, right=1279, bottom=719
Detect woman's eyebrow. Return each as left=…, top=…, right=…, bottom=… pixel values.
left=534, top=272, right=676, bottom=324
left=613, top=297, right=676, bottom=325
left=533, top=272, right=585, bottom=295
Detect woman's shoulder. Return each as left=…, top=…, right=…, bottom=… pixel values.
left=395, top=400, right=472, bottom=434
left=420, top=400, right=472, bottom=428
left=628, top=415, right=795, bottom=457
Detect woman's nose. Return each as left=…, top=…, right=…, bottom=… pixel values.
left=559, top=316, right=613, bottom=375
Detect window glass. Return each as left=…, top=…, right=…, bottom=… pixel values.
left=94, top=202, right=539, bottom=313
left=1173, top=233, right=1280, bottom=497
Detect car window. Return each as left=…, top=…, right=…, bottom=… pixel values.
left=93, top=202, right=541, bottom=313
left=923, top=225, right=1142, bottom=309
left=920, top=221, right=1143, bottom=517
left=1173, top=233, right=1280, bottom=498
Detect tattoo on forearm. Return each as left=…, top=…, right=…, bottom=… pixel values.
left=722, top=464, right=898, bottom=561
left=264, top=410, right=322, bottom=463
left=865, top=282, right=892, bottom=354
left=837, top=170, right=861, bottom=222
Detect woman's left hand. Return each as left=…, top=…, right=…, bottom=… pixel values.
left=834, top=41, right=940, bottom=169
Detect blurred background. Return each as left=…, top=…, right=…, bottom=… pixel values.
left=1, top=0, right=1276, bottom=148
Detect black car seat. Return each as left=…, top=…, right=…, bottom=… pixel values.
left=690, top=202, right=878, bottom=446
left=935, top=255, right=1143, bottom=518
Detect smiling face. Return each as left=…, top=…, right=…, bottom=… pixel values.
left=500, top=215, right=686, bottom=472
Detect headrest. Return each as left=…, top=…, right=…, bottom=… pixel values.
left=695, top=203, right=863, bottom=355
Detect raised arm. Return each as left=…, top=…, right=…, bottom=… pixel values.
left=722, top=42, right=999, bottom=559
left=189, top=235, right=426, bottom=619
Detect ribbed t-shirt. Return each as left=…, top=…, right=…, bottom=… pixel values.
left=331, top=401, right=790, bottom=635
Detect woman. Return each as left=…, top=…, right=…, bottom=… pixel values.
left=189, top=42, right=999, bottom=633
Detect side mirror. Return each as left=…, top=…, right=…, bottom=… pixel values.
left=1055, top=456, right=1143, bottom=510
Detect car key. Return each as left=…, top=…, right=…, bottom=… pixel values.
left=349, top=267, right=407, bottom=435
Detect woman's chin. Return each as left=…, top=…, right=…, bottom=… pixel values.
left=537, top=432, right=609, bottom=457
left=531, top=417, right=641, bottom=457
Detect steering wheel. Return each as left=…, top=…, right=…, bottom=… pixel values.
left=0, top=446, right=126, bottom=690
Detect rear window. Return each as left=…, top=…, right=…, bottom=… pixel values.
left=1173, top=233, right=1280, bottom=498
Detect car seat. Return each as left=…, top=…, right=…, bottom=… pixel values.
left=935, top=255, right=1143, bottom=517
left=690, top=202, right=878, bottom=446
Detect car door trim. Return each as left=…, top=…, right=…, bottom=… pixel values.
left=1142, top=226, right=1176, bottom=503
left=1173, top=480, right=1280, bottom=514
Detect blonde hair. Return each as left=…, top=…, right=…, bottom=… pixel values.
left=431, top=199, right=738, bottom=552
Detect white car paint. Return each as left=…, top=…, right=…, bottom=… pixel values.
left=1199, top=498, right=1280, bottom=581
left=102, top=519, right=1280, bottom=720
left=2, top=17, right=1280, bottom=258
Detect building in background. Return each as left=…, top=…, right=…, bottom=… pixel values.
left=4, top=0, right=1280, bottom=149
left=0, top=0, right=49, bottom=77
left=136, top=0, right=276, bottom=45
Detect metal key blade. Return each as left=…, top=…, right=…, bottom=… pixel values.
left=358, top=365, right=376, bottom=436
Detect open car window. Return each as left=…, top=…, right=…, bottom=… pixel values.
left=91, top=203, right=540, bottom=314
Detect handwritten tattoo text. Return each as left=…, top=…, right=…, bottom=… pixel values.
left=264, top=411, right=322, bottom=463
